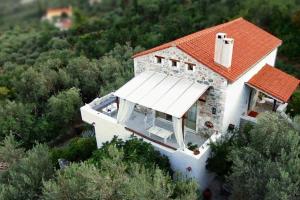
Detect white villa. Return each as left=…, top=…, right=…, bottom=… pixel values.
left=80, top=18, right=299, bottom=188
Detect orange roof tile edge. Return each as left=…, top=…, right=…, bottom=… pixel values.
left=47, top=7, right=72, bottom=13
left=133, top=18, right=282, bottom=82
left=247, top=64, right=300, bottom=102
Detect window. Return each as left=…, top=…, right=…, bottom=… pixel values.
left=156, top=111, right=172, bottom=122
left=171, top=60, right=178, bottom=67
left=187, top=63, right=195, bottom=71
left=155, top=56, right=163, bottom=64
left=199, top=90, right=209, bottom=102
left=212, top=107, right=217, bottom=114
left=199, top=96, right=206, bottom=102
left=166, top=114, right=172, bottom=121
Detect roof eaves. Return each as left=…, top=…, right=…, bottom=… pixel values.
left=132, top=43, right=172, bottom=58
left=245, top=82, right=286, bottom=102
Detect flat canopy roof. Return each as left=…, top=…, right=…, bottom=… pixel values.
left=114, top=71, right=209, bottom=118
left=247, top=65, right=299, bottom=102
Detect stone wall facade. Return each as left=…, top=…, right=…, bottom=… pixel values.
left=134, top=47, right=228, bottom=133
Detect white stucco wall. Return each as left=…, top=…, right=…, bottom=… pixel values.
left=80, top=105, right=131, bottom=147
left=80, top=104, right=218, bottom=189
left=222, top=48, right=278, bottom=131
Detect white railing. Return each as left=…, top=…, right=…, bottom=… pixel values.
left=185, top=130, right=222, bottom=158
left=88, top=92, right=115, bottom=109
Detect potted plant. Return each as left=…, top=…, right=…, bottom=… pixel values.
left=187, top=142, right=200, bottom=155
left=193, top=149, right=200, bottom=155
left=203, top=188, right=212, bottom=200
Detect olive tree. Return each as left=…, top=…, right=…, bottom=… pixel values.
left=42, top=146, right=199, bottom=200
left=0, top=134, right=24, bottom=165
left=0, top=100, right=35, bottom=145
left=46, top=87, right=82, bottom=125
left=0, top=138, right=54, bottom=200
left=228, top=113, right=300, bottom=200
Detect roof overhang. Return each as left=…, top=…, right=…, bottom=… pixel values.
left=246, top=65, right=299, bottom=102
left=245, top=83, right=284, bottom=103
left=114, top=71, right=209, bottom=118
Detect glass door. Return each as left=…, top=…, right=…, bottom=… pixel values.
left=185, top=103, right=197, bottom=131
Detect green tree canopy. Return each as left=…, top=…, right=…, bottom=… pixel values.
left=287, top=90, right=300, bottom=117
left=228, top=113, right=300, bottom=200
left=90, top=136, right=171, bottom=174
left=46, top=87, right=82, bottom=125
left=0, top=134, right=24, bottom=165
left=14, top=67, right=49, bottom=103
left=42, top=146, right=199, bottom=200
left=0, top=101, right=35, bottom=144
left=0, top=137, right=54, bottom=200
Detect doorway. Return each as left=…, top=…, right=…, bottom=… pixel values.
left=185, top=103, right=197, bottom=131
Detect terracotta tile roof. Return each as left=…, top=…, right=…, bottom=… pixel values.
left=133, top=18, right=282, bottom=82
left=247, top=65, right=299, bottom=102
left=47, top=7, right=72, bottom=14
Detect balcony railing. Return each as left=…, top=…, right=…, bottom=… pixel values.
left=125, top=127, right=177, bottom=151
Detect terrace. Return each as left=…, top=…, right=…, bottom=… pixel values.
left=88, top=91, right=215, bottom=152
left=246, top=92, right=288, bottom=118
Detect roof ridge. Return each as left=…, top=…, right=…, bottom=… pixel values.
left=174, top=17, right=244, bottom=45
left=133, top=17, right=244, bottom=57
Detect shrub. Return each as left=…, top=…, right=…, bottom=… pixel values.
left=51, top=137, right=97, bottom=166
left=90, top=136, right=172, bottom=174
left=206, top=124, right=253, bottom=179
left=206, top=137, right=233, bottom=179
left=228, top=113, right=300, bottom=199
left=0, top=143, right=54, bottom=200
left=187, top=142, right=198, bottom=151
left=287, top=90, right=300, bottom=117
left=42, top=147, right=200, bottom=200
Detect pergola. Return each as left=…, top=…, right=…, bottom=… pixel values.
left=114, top=71, right=209, bottom=150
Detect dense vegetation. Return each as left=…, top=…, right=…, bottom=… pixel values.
left=90, top=136, right=172, bottom=174
left=206, top=113, right=300, bottom=199
left=50, top=136, right=97, bottom=166
left=0, top=135, right=199, bottom=200
left=1, top=0, right=300, bottom=148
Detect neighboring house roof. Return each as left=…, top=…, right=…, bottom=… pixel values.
left=46, top=7, right=72, bottom=19
left=247, top=64, right=299, bottom=102
left=133, top=18, right=282, bottom=82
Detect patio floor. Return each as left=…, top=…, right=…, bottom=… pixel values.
left=94, top=99, right=208, bottom=149
left=252, top=102, right=275, bottom=113
left=126, top=110, right=207, bottom=149
left=248, top=99, right=279, bottom=118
